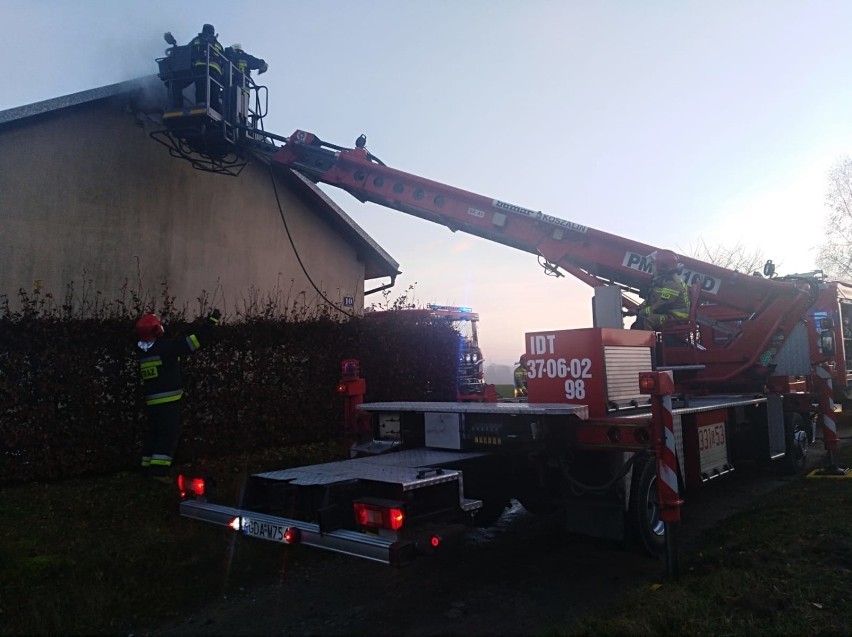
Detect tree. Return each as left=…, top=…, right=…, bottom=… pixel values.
left=686, top=237, right=766, bottom=274
left=817, top=155, right=852, bottom=279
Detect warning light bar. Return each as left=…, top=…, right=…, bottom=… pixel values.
left=428, top=304, right=472, bottom=313
left=353, top=498, right=406, bottom=531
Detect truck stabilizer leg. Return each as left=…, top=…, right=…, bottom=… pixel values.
left=641, top=371, right=684, bottom=577
left=810, top=364, right=850, bottom=478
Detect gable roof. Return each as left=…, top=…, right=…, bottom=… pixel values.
left=0, top=76, right=400, bottom=282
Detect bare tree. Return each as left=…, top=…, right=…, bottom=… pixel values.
left=685, top=238, right=766, bottom=274
left=817, top=156, right=852, bottom=279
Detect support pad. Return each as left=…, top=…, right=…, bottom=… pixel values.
left=806, top=466, right=852, bottom=479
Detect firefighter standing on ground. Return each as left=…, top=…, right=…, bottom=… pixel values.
left=626, top=250, right=690, bottom=330
left=189, top=23, right=225, bottom=110
left=135, top=309, right=220, bottom=478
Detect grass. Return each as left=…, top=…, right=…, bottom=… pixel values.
left=569, top=439, right=852, bottom=636
left=0, top=442, right=340, bottom=635
left=2, top=432, right=852, bottom=635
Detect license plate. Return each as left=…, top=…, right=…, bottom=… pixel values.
left=698, top=421, right=726, bottom=453
left=241, top=517, right=287, bottom=543
left=698, top=421, right=729, bottom=478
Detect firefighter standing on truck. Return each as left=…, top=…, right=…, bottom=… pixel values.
left=626, top=250, right=690, bottom=330
left=135, top=309, right=220, bottom=480
left=514, top=355, right=528, bottom=398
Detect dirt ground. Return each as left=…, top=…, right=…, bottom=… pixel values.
left=145, top=441, right=834, bottom=637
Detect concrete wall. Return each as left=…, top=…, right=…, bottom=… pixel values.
left=0, top=98, right=368, bottom=317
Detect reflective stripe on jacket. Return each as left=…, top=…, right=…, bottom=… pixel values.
left=145, top=389, right=184, bottom=406
left=136, top=318, right=214, bottom=405
left=190, top=37, right=224, bottom=75
left=639, top=273, right=690, bottom=318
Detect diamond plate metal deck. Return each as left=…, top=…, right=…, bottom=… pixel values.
left=357, top=401, right=589, bottom=418
left=256, top=449, right=488, bottom=490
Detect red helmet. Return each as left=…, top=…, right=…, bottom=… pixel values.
left=653, top=250, right=680, bottom=274
left=135, top=313, right=164, bottom=341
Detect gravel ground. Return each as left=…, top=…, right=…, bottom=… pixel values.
left=146, top=442, right=831, bottom=637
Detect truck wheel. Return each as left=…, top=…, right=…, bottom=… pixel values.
left=780, top=412, right=808, bottom=475
left=628, top=453, right=665, bottom=556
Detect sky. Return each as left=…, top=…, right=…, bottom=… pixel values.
left=3, top=0, right=852, bottom=369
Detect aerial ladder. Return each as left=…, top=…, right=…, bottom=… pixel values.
left=152, top=50, right=852, bottom=478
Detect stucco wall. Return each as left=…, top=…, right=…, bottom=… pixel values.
left=0, top=98, right=367, bottom=317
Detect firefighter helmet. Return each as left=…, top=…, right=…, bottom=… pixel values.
left=135, top=313, right=164, bottom=342
left=653, top=250, right=680, bottom=274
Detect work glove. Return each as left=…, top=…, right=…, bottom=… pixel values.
left=209, top=308, right=221, bottom=323
left=258, top=61, right=269, bottom=75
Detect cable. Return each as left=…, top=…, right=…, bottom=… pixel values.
left=267, top=163, right=357, bottom=318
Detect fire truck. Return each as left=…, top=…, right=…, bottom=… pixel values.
left=156, top=44, right=852, bottom=568
left=364, top=304, right=497, bottom=402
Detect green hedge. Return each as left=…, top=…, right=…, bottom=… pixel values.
left=0, top=288, right=459, bottom=485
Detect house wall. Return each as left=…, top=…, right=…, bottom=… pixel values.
left=0, top=99, right=366, bottom=317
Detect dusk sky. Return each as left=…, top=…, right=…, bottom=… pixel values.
left=3, top=0, right=850, bottom=367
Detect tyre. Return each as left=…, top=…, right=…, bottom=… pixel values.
left=627, top=453, right=665, bottom=556
left=471, top=493, right=509, bottom=526
left=780, top=412, right=808, bottom=475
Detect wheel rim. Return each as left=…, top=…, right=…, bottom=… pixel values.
left=645, top=475, right=665, bottom=537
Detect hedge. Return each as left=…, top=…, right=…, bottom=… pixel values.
left=0, top=285, right=459, bottom=484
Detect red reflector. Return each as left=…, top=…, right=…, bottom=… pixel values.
left=177, top=474, right=186, bottom=491
left=353, top=501, right=406, bottom=531
left=191, top=477, right=206, bottom=497
left=283, top=527, right=302, bottom=544
left=337, top=383, right=347, bottom=394
left=639, top=375, right=657, bottom=393
left=430, top=535, right=441, bottom=548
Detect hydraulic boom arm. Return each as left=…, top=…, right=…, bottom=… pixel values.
left=266, top=131, right=818, bottom=390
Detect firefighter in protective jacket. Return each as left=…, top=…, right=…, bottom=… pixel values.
left=225, top=43, right=268, bottom=80
left=189, top=23, right=225, bottom=110
left=628, top=250, right=690, bottom=330
left=135, top=310, right=220, bottom=478
left=513, top=355, right=529, bottom=398
left=224, top=43, right=268, bottom=125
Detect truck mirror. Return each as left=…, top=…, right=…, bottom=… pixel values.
left=763, top=260, right=775, bottom=278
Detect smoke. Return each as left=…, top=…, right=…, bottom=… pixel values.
left=0, top=1, right=214, bottom=110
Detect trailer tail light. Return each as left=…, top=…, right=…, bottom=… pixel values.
left=353, top=499, right=406, bottom=531
left=177, top=474, right=207, bottom=499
